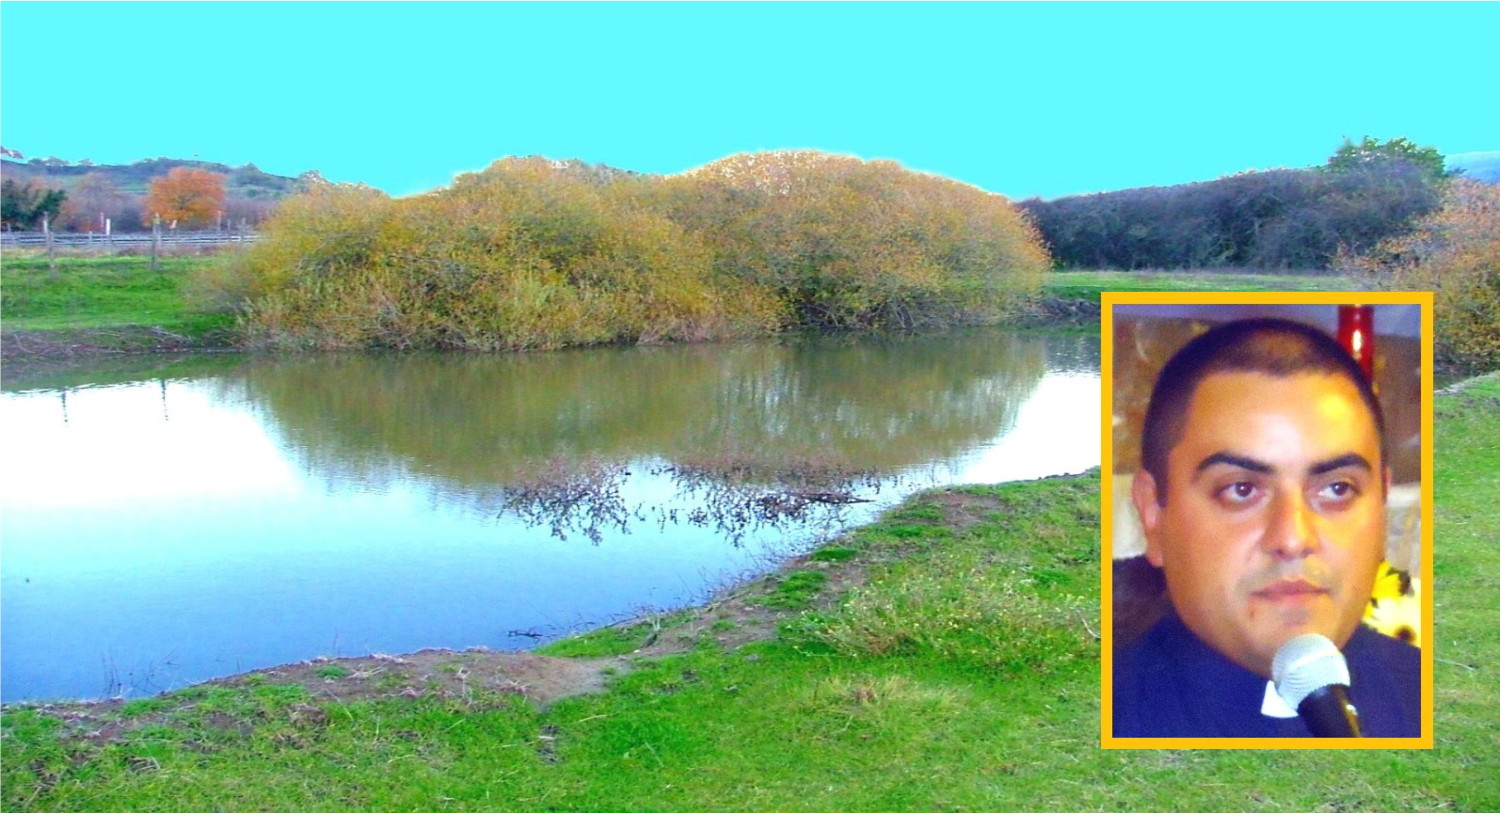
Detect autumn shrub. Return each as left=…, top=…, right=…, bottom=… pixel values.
left=210, top=151, right=1048, bottom=351
left=1340, top=179, right=1500, bottom=371
left=660, top=151, right=1049, bottom=331
left=215, top=182, right=406, bottom=349
left=414, top=159, right=781, bottom=349
left=211, top=161, right=783, bottom=351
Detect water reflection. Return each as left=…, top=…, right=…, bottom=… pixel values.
left=1, top=328, right=1100, bottom=702
left=232, top=331, right=1062, bottom=543
left=239, top=330, right=1051, bottom=488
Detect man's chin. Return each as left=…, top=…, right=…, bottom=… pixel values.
left=1253, top=597, right=1348, bottom=643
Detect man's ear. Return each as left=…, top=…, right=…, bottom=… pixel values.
left=1131, top=470, right=1165, bottom=567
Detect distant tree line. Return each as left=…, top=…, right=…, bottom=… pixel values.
left=1, top=153, right=307, bottom=232
left=1, top=170, right=287, bottom=233
left=1, top=179, right=67, bottom=230
left=200, top=151, right=1050, bottom=351
left=1019, top=138, right=1453, bottom=271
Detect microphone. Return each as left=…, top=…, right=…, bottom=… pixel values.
left=1272, top=633, right=1363, bottom=737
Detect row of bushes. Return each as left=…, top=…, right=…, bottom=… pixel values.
left=1019, top=159, right=1443, bottom=271
left=200, top=152, right=1050, bottom=351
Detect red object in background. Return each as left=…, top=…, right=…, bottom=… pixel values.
left=1337, top=305, right=1375, bottom=381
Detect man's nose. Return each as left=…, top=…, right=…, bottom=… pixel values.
left=1261, top=488, right=1320, bottom=559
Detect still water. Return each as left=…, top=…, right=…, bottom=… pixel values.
left=1, top=329, right=1099, bottom=702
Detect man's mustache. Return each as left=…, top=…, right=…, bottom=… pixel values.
left=1245, top=559, right=1335, bottom=594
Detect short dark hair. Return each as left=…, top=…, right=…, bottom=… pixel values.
left=1139, top=317, right=1387, bottom=505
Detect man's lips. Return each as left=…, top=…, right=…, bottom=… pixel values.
left=1254, top=580, right=1328, bottom=599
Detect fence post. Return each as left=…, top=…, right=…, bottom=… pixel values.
left=151, top=213, right=162, bottom=271
left=44, top=213, right=57, bottom=276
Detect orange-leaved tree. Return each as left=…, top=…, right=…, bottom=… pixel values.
left=143, top=167, right=226, bottom=228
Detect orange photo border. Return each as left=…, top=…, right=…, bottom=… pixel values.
left=1099, top=290, right=1435, bottom=749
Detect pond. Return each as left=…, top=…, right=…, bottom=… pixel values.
left=0, top=328, right=1100, bottom=703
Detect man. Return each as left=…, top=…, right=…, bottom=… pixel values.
left=1113, top=317, right=1421, bottom=738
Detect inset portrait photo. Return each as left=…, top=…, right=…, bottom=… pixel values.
left=1101, top=293, right=1433, bottom=748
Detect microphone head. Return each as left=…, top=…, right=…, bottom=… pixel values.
left=1272, top=633, right=1351, bottom=709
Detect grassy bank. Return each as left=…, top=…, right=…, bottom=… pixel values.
left=3, top=374, right=1496, bottom=811
left=1044, top=268, right=1356, bottom=302
left=1, top=257, right=1355, bottom=355
left=0, top=255, right=235, bottom=355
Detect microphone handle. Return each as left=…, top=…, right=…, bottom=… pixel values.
left=1297, top=684, right=1363, bottom=737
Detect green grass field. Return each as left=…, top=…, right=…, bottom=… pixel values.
left=3, top=374, right=1496, bottom=811
left=1045, top=268, right=1358, bottom=301
left=0, top=255, right=231, bottom=337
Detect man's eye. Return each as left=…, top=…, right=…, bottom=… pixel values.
left=1318, top=481, right=1360, bottom=501
left=1219, top=482, right=1259, bottom=503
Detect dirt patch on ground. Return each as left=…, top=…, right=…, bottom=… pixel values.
left=612, top=545, right=875, bottom=658
left=0, top=327, right=219, bottom=360
left=228, top=649, right=622, bottom=706
left=1006, top=296, right=1099, bottom=328
left=926, top=489, right=1008, bottom=532
left=15, top=650, right=625, bottom=747
left=1436, top=369, right=1500, bottom=396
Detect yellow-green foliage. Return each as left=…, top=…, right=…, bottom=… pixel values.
left=663, top=151, right=1050, bottom=330
left=223, top=162, right=780, bottom=351
left=1343, top=179, right=1500, bottom=371
left=209, top=152, right=1050, bottom=351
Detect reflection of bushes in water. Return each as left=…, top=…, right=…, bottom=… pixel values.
left=659, top=452, right=886, bottom=545
left=241, top=328, right=1065, bottom=499
left=667, top=448, right=877, bottom=489
left=1043, top=332, right=1104, bottom=374
left=495, top=453, right=887, bottom=546
left=676, top=489, right=861, bottom=547
left=1, top=352, right=246, bottom=394
left=499, top=458, right=633, bottom=545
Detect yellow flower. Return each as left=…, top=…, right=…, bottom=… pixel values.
left=1364, top=563, right=1421, bottom=647
left=1369, top=560, right=1409, bottom=602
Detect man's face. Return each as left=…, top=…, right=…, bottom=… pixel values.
left=1132, top=370, right=1388, bottom=678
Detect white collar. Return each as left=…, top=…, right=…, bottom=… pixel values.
left=1261, top=681, right=1298, bottom=718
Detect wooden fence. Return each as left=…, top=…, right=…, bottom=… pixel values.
left=0, top=230, right=260, bottom=251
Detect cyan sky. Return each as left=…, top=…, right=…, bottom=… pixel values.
left=2, top=2, right=1495, bottom=200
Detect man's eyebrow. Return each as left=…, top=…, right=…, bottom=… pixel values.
left=1195, top=452, right=1273, bottom=475
left=1193, top=452, right=1376, bottom=478
left=1308, top=453, right=1374, bottom=477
